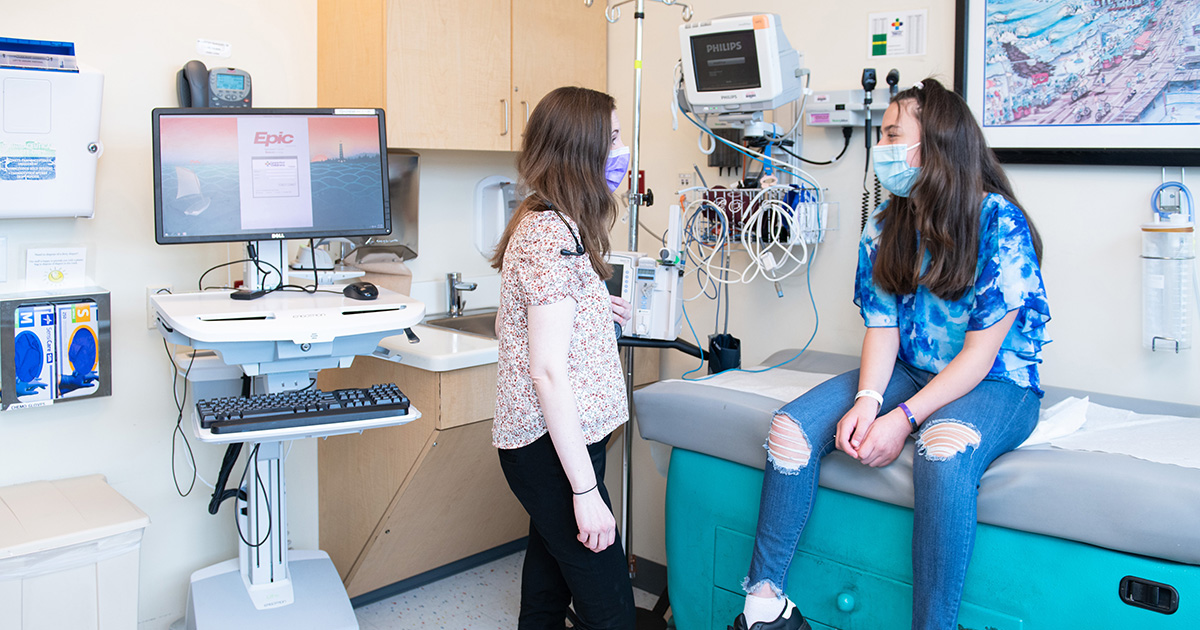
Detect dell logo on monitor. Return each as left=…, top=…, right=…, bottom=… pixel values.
left=271, top=233, right=286, bottom=239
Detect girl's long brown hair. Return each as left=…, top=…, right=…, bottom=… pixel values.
left=873, top=78, right=1042, bottom=301
left=490, top=87, right=617, bottom=279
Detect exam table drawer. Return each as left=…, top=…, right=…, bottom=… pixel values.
left=712, top=526, right=1024, bottom=630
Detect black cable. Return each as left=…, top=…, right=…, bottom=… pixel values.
left=873, top=173, right=882, bottom=216
left=235, top=444, right=272, bottom=548
left=309, top=238, right=319, bottom=290
left=208, top=444, right=245, bottom=515
left=861, top=141, right=873, bottom=233
left=776, top=126, right=853, bottom=166
left=198, top=258, right=260, bottom=292
left=165, top=340, right=197, bottom=497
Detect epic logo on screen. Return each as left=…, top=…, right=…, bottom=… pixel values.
left=254, top=132, right=295, bottom=146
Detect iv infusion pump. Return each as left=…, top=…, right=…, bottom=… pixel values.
left=606, top=252, right=684, bottom=341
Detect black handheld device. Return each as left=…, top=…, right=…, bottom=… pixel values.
left=861, top=68, right=878, bottom=148
left=176, top=60, right=208, bottom=107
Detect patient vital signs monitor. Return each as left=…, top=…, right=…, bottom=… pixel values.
left=679, top=14, right=804, bottom=114
left=152, top=108, right=391, bottom=245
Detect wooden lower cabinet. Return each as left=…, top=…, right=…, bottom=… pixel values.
left=317, top=359, right=527, bottom=598
left=316, top=348, right=661, bottom=598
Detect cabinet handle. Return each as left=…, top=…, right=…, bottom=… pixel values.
left=501, top=99, right=509, bottom=136
left=522, top=100, right=529, bottom=124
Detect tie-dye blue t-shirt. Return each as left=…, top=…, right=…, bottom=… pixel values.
left=854, top=193, right=1051, bottom=395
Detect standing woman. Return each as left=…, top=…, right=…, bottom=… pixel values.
left=731, top=78, right=1051, bottom=630
left=491, top=86, right=636, bottom=629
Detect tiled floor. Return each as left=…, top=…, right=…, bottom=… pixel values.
left=354, top=549, right=663, bottom=629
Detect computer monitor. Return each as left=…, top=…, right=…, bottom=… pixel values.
left=678, top=14, right=805, bottom=114
left=152, top=108, right=391, bottom=245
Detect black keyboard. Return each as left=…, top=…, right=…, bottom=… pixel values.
left=196, top=384, right=411, bottom=434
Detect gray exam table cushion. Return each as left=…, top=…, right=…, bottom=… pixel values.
left=634, top=350, right=1200, bottom=566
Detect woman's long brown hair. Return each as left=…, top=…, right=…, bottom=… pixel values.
left=489, top=87, right=617, bottom=279
left=873, top=78, right=1042, bottom=301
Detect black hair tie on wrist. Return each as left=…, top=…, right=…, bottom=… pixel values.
left=572, top=482, right=598, bottom=496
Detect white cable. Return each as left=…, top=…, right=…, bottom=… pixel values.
left=186, top=449, right=217, bottom=490
left=738, top=187, right=809, bottom=284
left=698, top=129, right=717, bottom=155
left=671, top=60, right=682, bottom=132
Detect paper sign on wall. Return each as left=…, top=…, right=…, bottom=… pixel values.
left=869, top=10, right=927, bottom=58
left=26, top=247, right=86, bottom=288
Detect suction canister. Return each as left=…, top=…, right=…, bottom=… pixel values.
left=1142, top=214, right=1194, bottom=352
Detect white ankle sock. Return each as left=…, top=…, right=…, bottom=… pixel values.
left=742, top=593, right=785, bottom=627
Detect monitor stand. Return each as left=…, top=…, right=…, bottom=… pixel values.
left=244, top=240, right=290, bottom=293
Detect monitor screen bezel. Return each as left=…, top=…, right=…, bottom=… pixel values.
left=689, top=29, right=762, bottom=93
left=152, top=107, right=392, bottom=245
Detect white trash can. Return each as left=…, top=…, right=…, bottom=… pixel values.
left=0, top=474, right=150, bottom=630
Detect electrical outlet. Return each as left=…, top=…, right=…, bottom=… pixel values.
left=678, top=172, right=692, bottom=189
left=147, top=284, right=172, bottom=329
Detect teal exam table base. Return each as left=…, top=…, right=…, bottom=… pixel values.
left=665, top=447, right=1198, bottom=630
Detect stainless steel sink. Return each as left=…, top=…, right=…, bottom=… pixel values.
left=423, top=309, right=498, bottom=340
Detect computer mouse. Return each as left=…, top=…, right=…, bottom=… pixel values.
left=343, top=281, right=379, bottom=301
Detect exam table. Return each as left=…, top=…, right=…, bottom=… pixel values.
left=634, top=350, right=1200, bottom=629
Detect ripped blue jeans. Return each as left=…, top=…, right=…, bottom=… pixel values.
left=744, top=361, right=1039, bottom=630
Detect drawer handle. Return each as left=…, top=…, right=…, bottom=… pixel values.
left=836, top=591, right=856, bottom=612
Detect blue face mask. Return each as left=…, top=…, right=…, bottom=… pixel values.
left=872, top=142, right=921, bottom=197
left=606, top=146, right=630, bottom=192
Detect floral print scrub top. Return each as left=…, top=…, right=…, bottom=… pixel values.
left=854, top=193, right=1051, bottom=395
left=493, top=211, right=628, bottom=449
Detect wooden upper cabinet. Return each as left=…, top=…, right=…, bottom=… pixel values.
left=510, top=0, right=608, bottom=146
left=318, top=0, right=607, bottom=152
left=317, top=0, right=387, bottom=110
left=386, top=0, right=511, bottom=151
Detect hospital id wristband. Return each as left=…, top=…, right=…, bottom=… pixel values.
left=898, top=402, right=919, bottom=433
left=854, top=389, right=884, bottom=408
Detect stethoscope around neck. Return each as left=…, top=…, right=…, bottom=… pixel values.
left=538, top=201, right=585, bottom=257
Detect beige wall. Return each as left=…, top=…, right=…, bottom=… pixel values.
left=2, top=3, right=319, bottom=628
left=608, top=0, right=1200, bottom=566
left=4, top=0, right=1197, bottom=623
left=0, top=2, right=517, bottom=628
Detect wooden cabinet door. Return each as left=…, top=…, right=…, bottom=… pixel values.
left=317, top=0, right=387, bottom=109
left=386, top=0, right=512, bottom=150
left=510, top=0, right=608, bottom=147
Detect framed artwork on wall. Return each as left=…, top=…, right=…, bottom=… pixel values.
left=954, top=0, right=1200, bottom=165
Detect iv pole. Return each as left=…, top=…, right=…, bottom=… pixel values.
left=586, top=1, right=691, bottom=627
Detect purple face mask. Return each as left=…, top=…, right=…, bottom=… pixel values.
left=605, top=146, right=630, bottom=192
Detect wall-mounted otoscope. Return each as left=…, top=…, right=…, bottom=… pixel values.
left=861, top=68, right=877, bottom=149
left=886, top=68, right=900, bottom=100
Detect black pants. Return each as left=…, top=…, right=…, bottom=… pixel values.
left=498, top=432, right=635, bottom=630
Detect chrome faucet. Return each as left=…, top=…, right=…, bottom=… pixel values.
left=447, top=272, right=477, bottom=317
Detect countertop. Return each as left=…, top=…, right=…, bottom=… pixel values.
left=373, top=322, right=498, bottom=372
left=370, top=276, right=500, bottom=372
